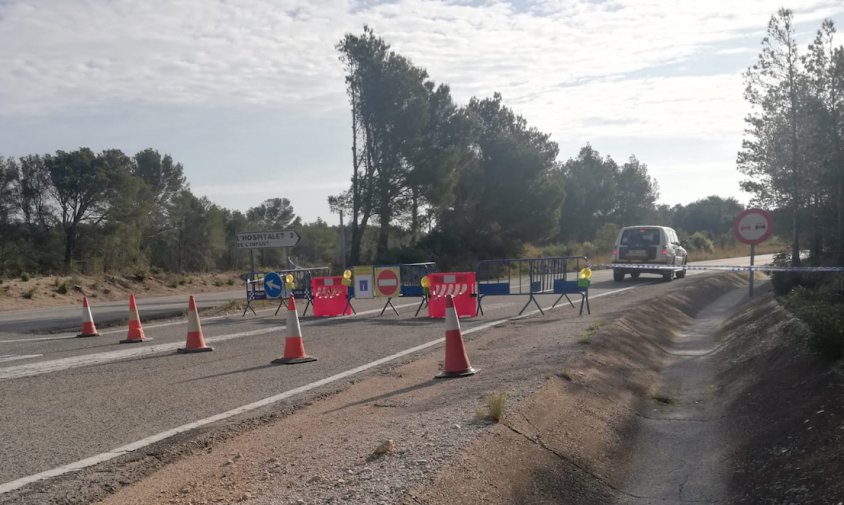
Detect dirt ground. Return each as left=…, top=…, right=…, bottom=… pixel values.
left=3, top=273, right=842, bottom=504
left=0, top=272, right=244, bottom=312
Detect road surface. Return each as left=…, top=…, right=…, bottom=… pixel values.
left=0, top=256, right=771, bottom=494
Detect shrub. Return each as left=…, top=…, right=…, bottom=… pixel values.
left=56, top=280, right=70, bottom=295
left=687, top=231, right=715, bottom=253
left=784, top=286, right=844, bottom=361
left=20, top=272, right=30, bottom=282
left=22, top=287, right=36, bottom=299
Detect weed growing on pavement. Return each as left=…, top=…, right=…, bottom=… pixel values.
left=486, top=392, right=508, bottom=422
left=651, top=394, right=674, bottom=405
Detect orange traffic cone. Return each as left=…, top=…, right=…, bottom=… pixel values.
left=76, top=297, right=100, bottom=338
left=120, top=294, right=148, bottom=343
left=272, top=297, right=317, bottom=364
left=435, top=294, right=476, bottom=379
left=177, top=295, right=213, bottom=353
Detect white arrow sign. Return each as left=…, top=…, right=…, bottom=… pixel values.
left=236, top=230, right=300, bottom=249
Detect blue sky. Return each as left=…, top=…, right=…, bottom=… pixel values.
left=1, top=0, right=843, bottom=224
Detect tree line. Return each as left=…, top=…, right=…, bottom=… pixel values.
left=739, top=9, right=844, bottom=266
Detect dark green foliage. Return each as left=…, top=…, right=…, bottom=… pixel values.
left=783, top=284, right=844, bottom=361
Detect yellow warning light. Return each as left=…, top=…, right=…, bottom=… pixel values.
left=285, top=274, right=294, bottom=284
left=420, top=276, right=430, bottom=288
left=343, top=269, right=352, bottom=280
left=579, top=267, right=592, bottom=280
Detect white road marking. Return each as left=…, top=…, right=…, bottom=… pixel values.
left=0, top=303, right=420, bottom=380
left=0, top=354, right=42, bottom=363
left=0, top=305, right=286, bottom=343
left=0, top=286, right=632, bottom=495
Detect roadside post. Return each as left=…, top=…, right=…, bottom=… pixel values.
left=733, top=208, right=774, bottom=297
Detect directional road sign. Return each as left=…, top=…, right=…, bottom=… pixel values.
left=733, top=208, right=773, bottom=245
left=263, top=272, right=283, bottom=299
left=236, top=230, right=300, bottom=249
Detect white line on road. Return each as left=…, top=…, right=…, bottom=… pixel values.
left=0, top=354, right=42, bottom=363
left=0, top=305, right=287, bottom=343
left=0, top=287, right=632, bottom=495
left=0, top=302, right=419, bottom=381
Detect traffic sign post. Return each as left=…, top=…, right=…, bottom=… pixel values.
left=374, top=266, right=401, bottom=316
left=733, top=208, right=774, bottom=297
left=263, top=272, right=283, bottom=299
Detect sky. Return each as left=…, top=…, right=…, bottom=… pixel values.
left=1, top=0, right=843, bottom=224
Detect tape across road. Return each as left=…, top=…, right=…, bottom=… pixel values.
left=599, top=263, right=844, bottom=273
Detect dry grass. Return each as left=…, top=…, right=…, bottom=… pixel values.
left=0, top=272, right=245, bottom=311
left=485, top=392, right=508, bottom=422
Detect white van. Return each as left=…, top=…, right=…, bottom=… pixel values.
left=611, top=226, right=688, bottom=281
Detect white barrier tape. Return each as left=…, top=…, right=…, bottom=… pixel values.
left=599, top=263, right=844, bottom=273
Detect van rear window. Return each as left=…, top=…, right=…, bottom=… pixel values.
left=620, top=228, right=660, bottom=247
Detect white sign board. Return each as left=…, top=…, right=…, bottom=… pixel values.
left=236, top=230, right=300, bottom=249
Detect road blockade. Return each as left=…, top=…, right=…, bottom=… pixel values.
left=311, top=276, right=352, bottom=317
left=120, top=294, right=148, bottom=343
left=76, top=296, right=100, bottom=338
left=272, top=297, right=317, bottom=364
left=427, top=272, right=477, bottom=318
left=476, top=256, right=590, bottom=316
left=435, top=294, right=476, bottom=379
left=177, top=295, right=213, bottom=353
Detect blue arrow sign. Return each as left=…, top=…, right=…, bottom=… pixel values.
left=263, top=272, right=283, bottom=299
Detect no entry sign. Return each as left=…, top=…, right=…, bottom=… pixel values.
left=374, top=267, right=400, bottom=297
left=733, top=208, right=773, bottom=245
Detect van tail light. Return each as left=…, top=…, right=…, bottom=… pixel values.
left=612, top=248, right=618, bottom=256
left=661, top=247, right=668, bottom=256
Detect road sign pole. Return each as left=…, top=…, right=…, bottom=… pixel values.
left=250, top=249, right=255, bottom=282
left=749, top=244, right=755, bottom=297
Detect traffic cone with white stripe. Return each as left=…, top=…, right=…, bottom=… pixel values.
left=272, top=297, right=317, bottom=364
left=435, top=294, right=476, bottom=379
left=177, top=295, right=213, bottom=353
left=120, top=294, right=148, bottom=343
left=76, top=297, right=100, bottom=338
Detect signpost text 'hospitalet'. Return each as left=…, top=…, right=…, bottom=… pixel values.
left=236, top=231, right=300, bottom=249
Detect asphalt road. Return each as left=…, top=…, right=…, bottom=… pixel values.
left=0, top=290, right=245, bottom=334
left=0, top=256, right=771, bottom=493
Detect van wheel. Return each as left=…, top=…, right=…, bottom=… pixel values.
left=630, top=272, right=640, bottom=279
left=663, top=270, right=674, bottom=282
left=613, top=270, right=625, bottom=282
left=676, top=266, right=686, bottom=279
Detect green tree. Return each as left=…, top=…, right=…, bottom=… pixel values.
left=337, top=27, right=433, bottom=262
left=739, top=8, right=805, bottom=266
left=46, top=148, right=132, bottom=273
left=446, top=93, right=563, bottom=259
left=612, top=155, right=659, bottom=226
left=673, top=196, right=745, bottom=236
left=0, top=157, right=20, bottom=276
left=559, top=145, right=618, bottom=242
left=803, top=19, right=844, bottom=263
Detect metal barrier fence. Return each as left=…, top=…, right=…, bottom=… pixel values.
left=477, top=256, right=590, bottom=315
left=242, top=267, right=330, bottom=316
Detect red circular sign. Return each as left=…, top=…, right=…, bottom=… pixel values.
left=376, top=269, right=399, bottom=297
left=733, top=208, right=774, bottom=245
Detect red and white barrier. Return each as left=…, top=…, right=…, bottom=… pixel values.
left=311, top=276, right=352, bottom=317
left=428, top=272, right=477, bottom=318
